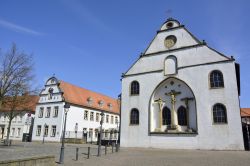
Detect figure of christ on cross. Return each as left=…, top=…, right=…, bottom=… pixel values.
left=181, top=97, right=194, bottom=130
left=154, top=98, right=166, bottom=132
left=165, top=90, right=181, bottom=130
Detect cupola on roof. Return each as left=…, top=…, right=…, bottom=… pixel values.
left=160, top=18, right=181, bottom=31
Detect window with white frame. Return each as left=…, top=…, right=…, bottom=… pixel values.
left=36, top=125, right=41, bottom=136
left=96, top=113, right=100, bottom=122
left=106, top=115, right=109, bottom=123
left=53, top=106, right=59, bottom=117
left=84, top=110, right=88, bottom=120
left=111, top=115, right=114, bottom=124
left=90, top=112, right=94, bottom=121
left=45, top=107, right=51, bottom=118
left=38, top=107, right=44, bottom=118
left=11, top=128, right=15, bottom=137
left=51, top=125, right=56, bottom=137
left=115, top=116, right=118, bottom=124
left=44, top=125, right=49, bottom=137
left=95, top=129, right=98, bottom=138
left=89, top=128, right=93, bottom=138
left=17, top=128, right=21, bottom=137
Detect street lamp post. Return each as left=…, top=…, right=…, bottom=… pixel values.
left=59, top=103, right=70, bottom=164
left=42, top=123, right=47, bottom=144
left=97, top=111, right=104, bottom=157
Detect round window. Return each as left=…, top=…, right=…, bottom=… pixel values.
left=166, top=22, right=173, bottom=28
left=164, top=35, right=177, bottom=48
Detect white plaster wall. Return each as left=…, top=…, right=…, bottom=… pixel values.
left=127, top=46, right=228, bottom=75
left=66, top=105, right=120, bottom=141
left=32, top=102, right=65, bottom=142
left=145, top=28, right=199, bottom=54
left=0, top=112, right=34, bottom=140
left=121, top=62, right=244, bottom=150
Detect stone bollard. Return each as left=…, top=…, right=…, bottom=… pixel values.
left=87, top=147, right=90, bottom=159
left=105, top=145, right=107, bottom=155
left=116, top=143, right=119, bottom=152
left=112, top=142, right=114, bottom=153
left=76, top=148, right=79, bottom=161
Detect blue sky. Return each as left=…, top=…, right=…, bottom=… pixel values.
left=0, top=0, right=249, bottom=107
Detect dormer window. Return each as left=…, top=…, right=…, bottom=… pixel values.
left=98, top=100, right=104, bottom=107
left=48, top=88, right=54, bottom=100
left=87, top=97, right=93, bottom=105
left=51, top=79, right=55, bottom=84
left=108, top=103, right=113, bottom=110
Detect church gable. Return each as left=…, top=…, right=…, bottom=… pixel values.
left=144, top=18, right=201, bottom=55
left=124, top=18, right=232, bottom=76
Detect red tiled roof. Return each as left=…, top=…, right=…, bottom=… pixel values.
left=59, top=81, right=120, bottom=114
left=0, top=95, right=39, bottom=113
left=241, top=108, right=250, bottom=117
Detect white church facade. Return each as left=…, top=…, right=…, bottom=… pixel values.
left=120, top=18, right=244, bottom=150
left=32, top=77, right=120, bottom=143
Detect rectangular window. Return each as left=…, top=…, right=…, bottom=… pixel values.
left=36, top=125, right=41, bottom=136
left=105, top=130, right=108, bottom=138
left=13, top=116, right=17, bottom=123
left=44, top=125, right=49, bottom=137
left=38, top=107, right=44, bottom=118
left=115, top=116, right=118, bottom=124
left=111, top=116, right=114, bottom=124
left=45, top=107, right=51, bottom=118
left=51, top=125, right=56, bottom=137
left=95, top=129, right=98, bottom=138
left=90, top=112, right=94, bottom=121
left=11, top=128, right=15, bottom=137
left=89, top=128, right=93, bottom=138
left=96, top=113, right=99, bottom=122
left=17, top=128, right=21, bottom=137
left=84, top=110, right=88, bottom=120
left=106, top=115, right=109, bottom=123
left=53, top=106, right=59, bottom=117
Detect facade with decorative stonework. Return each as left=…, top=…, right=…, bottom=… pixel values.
left=32, top=77, right=120, bottom=142
left=120, top=18, right=244, bottom=150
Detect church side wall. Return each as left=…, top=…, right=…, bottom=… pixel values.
left=121, top=62, right=244, bottom=150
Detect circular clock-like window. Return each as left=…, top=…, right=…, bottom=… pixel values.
left=164, top=35, right=177, bottom=48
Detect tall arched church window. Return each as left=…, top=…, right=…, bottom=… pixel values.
left=162, top=107, right=171, bottom=125
left=130, top=108, right=139, bottom=125
left=164, top=56, right=177, bottom=75
left=210, top=70, right=224, bottom=88
left=177, top=106, right=187, bottom=126
left=213, top=103, right=227, bottom=124
left=130, top=81, right=140, bottom=95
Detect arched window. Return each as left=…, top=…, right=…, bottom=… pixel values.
left=164, top=56, right=177, bottom=75
left=162, top=107, right=171, bottom=125
left=130, top=108, right=139, bottom=125
left=130, top=81, right=140, bottom=95
left=210, top=70, right=224, bottom=88
left=213, top=103, right=227, bottom=123
left=177, top=106, right=187, bottom=126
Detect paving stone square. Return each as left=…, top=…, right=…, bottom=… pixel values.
left=0, top=141, right=250, bottom=166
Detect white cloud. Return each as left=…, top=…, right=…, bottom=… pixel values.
left=0, top=18, right=43, bottom=36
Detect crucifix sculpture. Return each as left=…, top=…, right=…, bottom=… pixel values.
left=181, top=97, right=194, bottom=129
left=165, top=90, right=181, bottom=129
left=154, top=98, right=166, bottom=131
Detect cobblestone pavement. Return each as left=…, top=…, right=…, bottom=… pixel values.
left=0, top=141, right=250, bottom=166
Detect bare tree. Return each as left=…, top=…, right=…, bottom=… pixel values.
left=0, top=43, right=36, bottom=145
